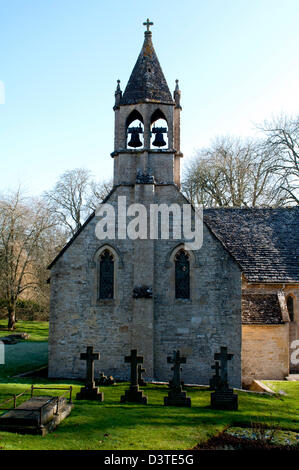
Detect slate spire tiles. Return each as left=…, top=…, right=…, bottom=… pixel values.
left=120, top=30, right=173, bottom=106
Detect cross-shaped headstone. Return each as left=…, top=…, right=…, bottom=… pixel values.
left=125, top=349, right=144, bottom=387
left=212, top=361, right=220, bottom=377
left=80, top=346, right=99, bottom=389
left=143, top=18, right=153, bottom=32
left=138, top=364, right=146, bottom=386
left=214, top=347, right=233, bottom=385
left=210, top=360, right=221, bottom=390
left=167, top=350, right=186, bottom=389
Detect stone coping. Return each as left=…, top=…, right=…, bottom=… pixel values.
left=248, top=380, right=275, bottom=394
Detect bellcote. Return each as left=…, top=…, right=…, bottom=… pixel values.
left=112, top=20, right=182, bottom=188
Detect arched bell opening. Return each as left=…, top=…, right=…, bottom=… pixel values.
left=126, top=110, right=144, bottom=149
left=150, top=109, right=168, bottom=149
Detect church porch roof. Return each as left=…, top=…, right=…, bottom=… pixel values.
left=242, top=293, right=285, bottom=324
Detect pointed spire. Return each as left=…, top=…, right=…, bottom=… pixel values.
left=121, top=20, right=173, bottom=106
left=114, top=79, right=122, bottom=108
left=174, top=79, right=182, bottom=109
left=116, top=79, right=121, bottom=92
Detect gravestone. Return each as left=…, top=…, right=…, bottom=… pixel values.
left=138, top=364, right=147, bottom=386
left=76, top=346, right=104, bottom=401
left=210, top=346, right=238, bottom=410
left=164, top=350, right=191, bottom=407
left=209, top=361, right=221, bottom=390
left=120, top=349, right=148, bottom=404
left=0, top=395, right=73, bottom=436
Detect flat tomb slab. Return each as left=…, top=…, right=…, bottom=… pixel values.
left=211, top=391, right=238, bottom=410
left=0, top=396, right=73, bottom=435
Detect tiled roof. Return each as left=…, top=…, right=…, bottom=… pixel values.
left=242, top=293, right=283, bottom=324
left=204, top=207, right=299, bottom=283
left=120, top=32, right=173, bottom=106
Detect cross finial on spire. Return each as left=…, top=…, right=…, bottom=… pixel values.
left=143, top=18, right=153, bottom=33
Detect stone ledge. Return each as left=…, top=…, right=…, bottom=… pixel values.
left=249, top=380, right=275, bottom=394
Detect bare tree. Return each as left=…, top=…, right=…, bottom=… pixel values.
left=260, top=115, right=299, bottom=205
left=44, top=169, right=113, bottom=237
left=32, top=223, right=68, bottom=311
left=86, top=179, right=113, bottom=211
left=182, top=136, right=283, bottom=207
left=44, top=168, right=92, bottom=236
left=0, top=189, right=57, bottom=329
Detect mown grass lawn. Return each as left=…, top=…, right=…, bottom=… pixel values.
left=0, top=321, right=49, bottom=381
left=0, top=380, right=298, bottom=450
left=0, top=321, right=298, bottom=450
left=0, top=320, right=49, bottom=342
left=0, top=342, right=48, bottom=381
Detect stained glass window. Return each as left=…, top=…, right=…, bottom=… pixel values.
left=175, top=249, right=190, bottom=299
left=99, top=250, right=114, bottom=299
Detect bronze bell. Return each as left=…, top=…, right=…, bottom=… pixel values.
left=152, top=126, right=167, bottom=147
left=127, top=124, right=143, bottom=148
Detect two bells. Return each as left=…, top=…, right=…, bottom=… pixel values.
left=127, top=124, right=167, bottom=148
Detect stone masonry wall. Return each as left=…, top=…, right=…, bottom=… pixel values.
left=48, top=184, right=242, bottom=387
left=242, top=324, right=289, bottom=386
left=242, top=282, right=299, bottom=375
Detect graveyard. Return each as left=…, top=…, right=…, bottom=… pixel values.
left=0, top=321, right=298, bottom=450
left=1, top=4, right=299, bottom=455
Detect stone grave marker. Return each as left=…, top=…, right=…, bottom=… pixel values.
left=0, top=387, right=73, bottom=436
left=137, top=364, right=147, bottom=386
left=76, top=346, right=104, bottom=401
left=120, top=349, right=148, bottom=404
left=164, top=350, right=191, bottom=407
left=210, top=346, right=238, bottom=410
left=209, top=361, right=221, bottom=390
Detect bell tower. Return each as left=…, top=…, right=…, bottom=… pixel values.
left=111, top=19, right=182, bottom=187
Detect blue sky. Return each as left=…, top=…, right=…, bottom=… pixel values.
left=1, top=0, right=299, bottom=195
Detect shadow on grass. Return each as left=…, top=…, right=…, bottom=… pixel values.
left=57, top=399, right=298, bottom=439
left=0, top=382, right=298, bottom=450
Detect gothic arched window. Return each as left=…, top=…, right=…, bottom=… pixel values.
left=287, top=295, right=294, bottom=322
left=175, top=249, right=190, bottom=299
left=99, top=250, right=114, bottom=299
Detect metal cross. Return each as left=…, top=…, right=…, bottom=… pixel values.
left=80, top=346, right=99, bottom=388
left=125, top=349, right=144, bottom=387
left=143, top=18, right=153, bottom=32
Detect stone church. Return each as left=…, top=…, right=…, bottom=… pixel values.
left=48, top=22, right=298, bottom=387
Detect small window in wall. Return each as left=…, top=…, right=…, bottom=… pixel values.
left=287, top=295, right=294, bottom=322
left=99, top=250, right=114, bottom=299
left=175, top=249, right=190, bottom=299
